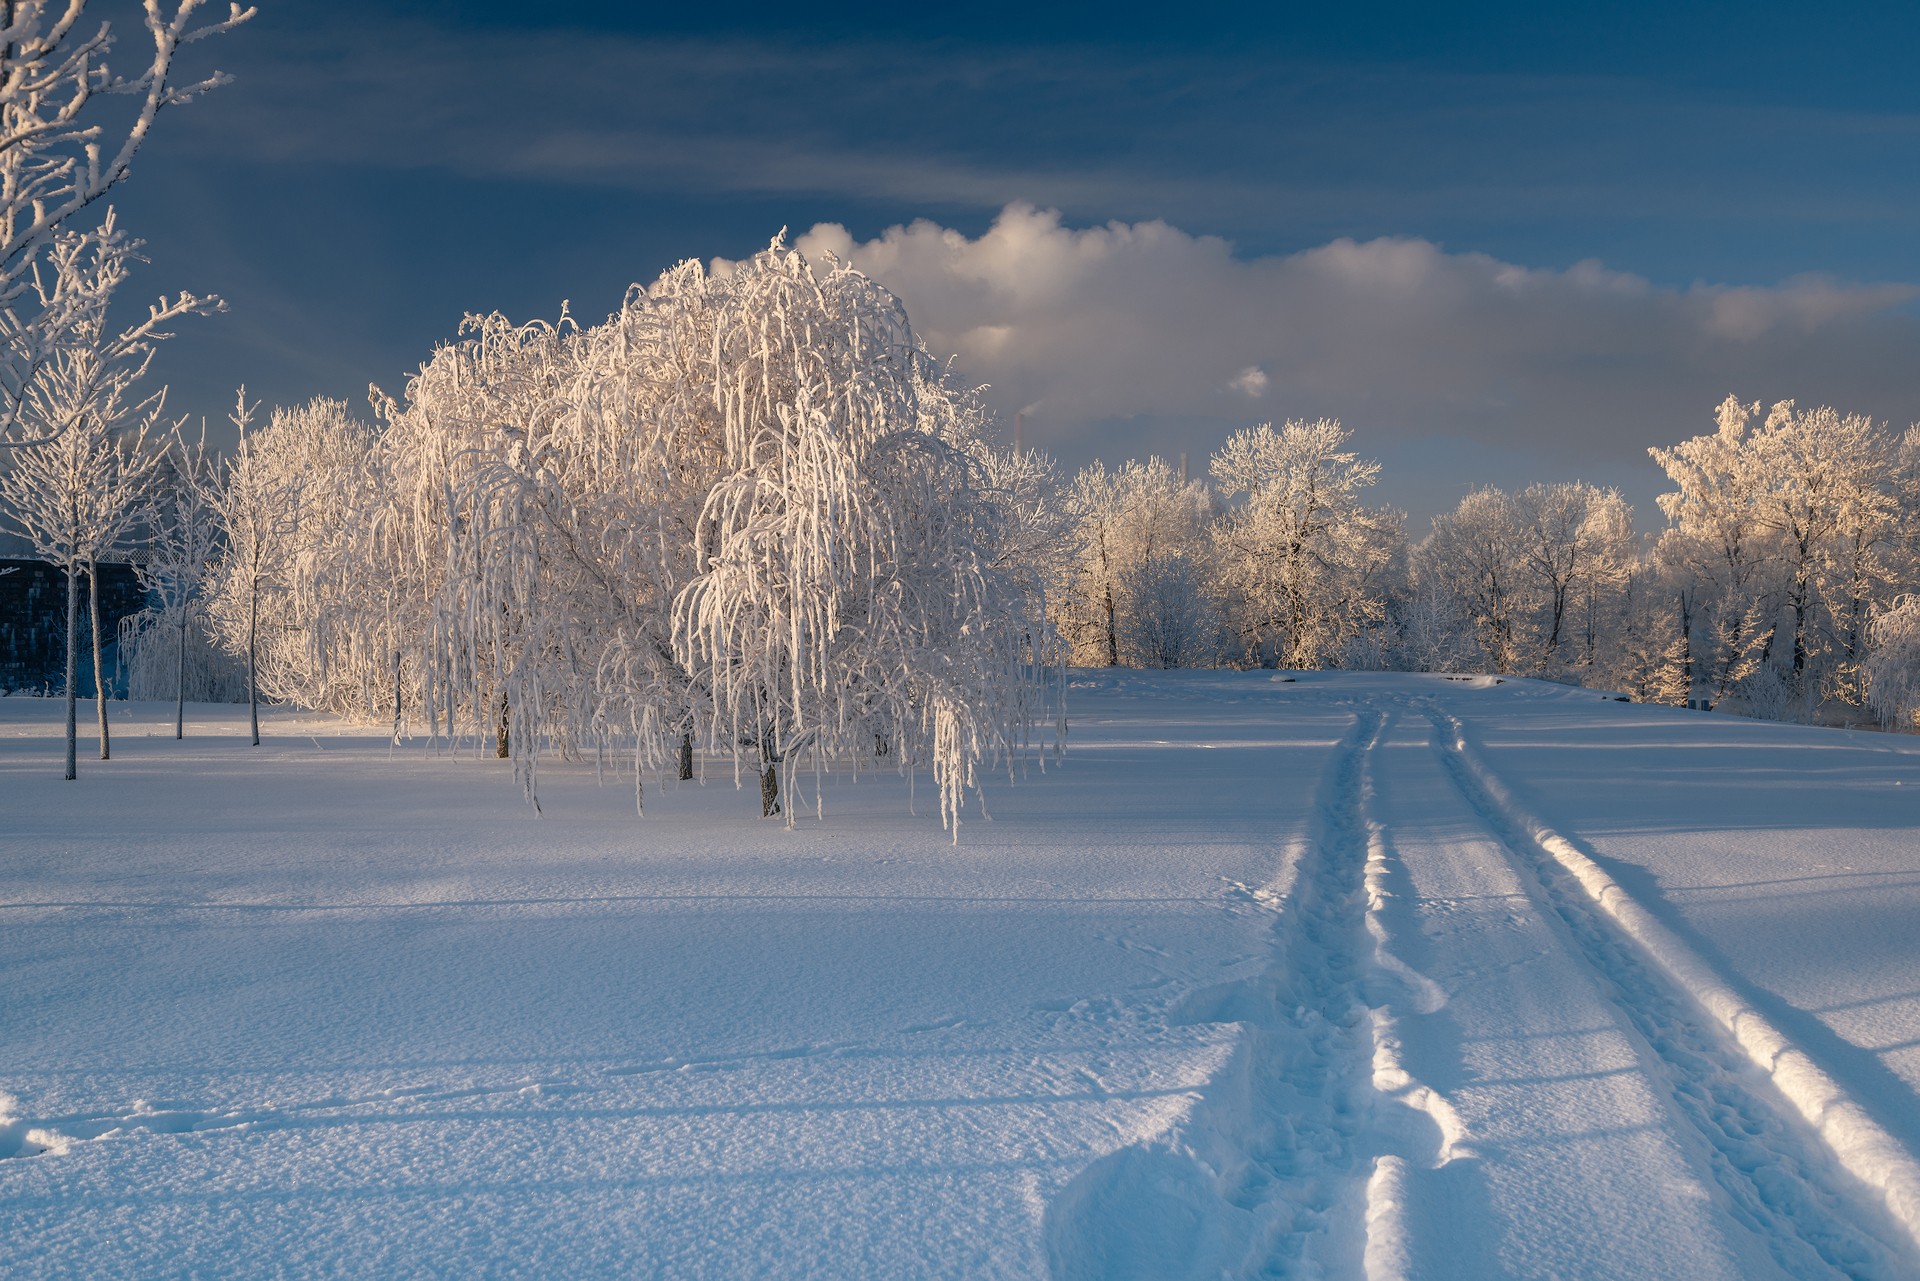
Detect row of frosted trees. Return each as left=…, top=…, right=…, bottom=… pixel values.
left=162, top=244, right=1062, bottom=834
left=1046, top=402, right=1920, bottom=729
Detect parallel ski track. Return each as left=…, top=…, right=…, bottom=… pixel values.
left=1250, top=705, right=1384, bottom=1271
left=1222, top=703, right=1436, bottom=1277
left=1419, top=696, right=1914, bottom=1280
left=1047, top=703, right=1450, bottom=1281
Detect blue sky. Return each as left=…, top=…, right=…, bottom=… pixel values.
left=114, top=0, right=1920, bottom=525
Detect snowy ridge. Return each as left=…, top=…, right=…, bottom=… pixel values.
left=1046, top=708, right=1457, bottom=1280
left=1425, top=701, right=1920, bottom=1272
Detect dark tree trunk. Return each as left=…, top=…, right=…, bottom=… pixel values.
left=760, top=764, right=781, bottom=817
left=176, top=609, right=188, bottom=739
left=88, top=558, right=109, bottom=759
left=495, top=693, right=510, bottom=759
left=63, top=558, right=78, bottom=780
left=1103, top=581, right=1118, bottom=667
left=678, top=730, right=693, bottom=780
left=247, top=575, right=261, bottom=746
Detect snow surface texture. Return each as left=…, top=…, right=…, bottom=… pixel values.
left=5, top=673, right=1920, bottom=1278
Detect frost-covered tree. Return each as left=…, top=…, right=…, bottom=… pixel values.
left=1865, top=596, right=1920, bottom=730
left=937, top=417, right=1073, bottom=670
left=378, top=287, right=719, bottom=804
left=129, top=424, right=220, bottom=735
left=1208, top=418, right=1397, bottom=669
left=0, top=1, right=251, bottom=447
left=0, top=212, right=201, bottom=775
left=0, top=369, right=160, bottom=775
left=206, top=390, right=298, bottom=746
left=1389, top=570, right=1479, bottom=674
left=340, top=243, right=1060, bottom=834
left=1650, top=397, right=1777, bottom=705
left=1060, top=456, right=1212, bottom=667
left=211, top=397, right=391, bottom=723
left=1119, top=550, right=1225, bottom=669
left=1414, top=482, right=1634, bottom=680
left=1416, top=487, right=1524, bottom=673
left=1650, top=394, right=1909, bottom=718
left=1511, top=481, right=1635, bottom=674
left=1744, top=401, right=1886, bottom=686
left=674, top=242, right=1051, bottom=833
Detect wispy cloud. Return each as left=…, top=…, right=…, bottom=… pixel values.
left=175, top=20, right=1920, bottom=247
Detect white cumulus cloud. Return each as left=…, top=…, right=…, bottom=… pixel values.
left=794, top=205, right=1920, bottom=518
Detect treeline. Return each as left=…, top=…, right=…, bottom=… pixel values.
left=13, top=236, right=1920, bottom=823
left=1040, top=399, right=1920, bottom=728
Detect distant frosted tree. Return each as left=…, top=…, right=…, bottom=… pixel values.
left=1512, top=481, right=1635, bottom=674
left=1648, top=394, right=1910, bottom=718
left=1757, top=403, right=1901, bottom=701
left=1412, top=481, right=1634, bottom=680
left=204, top=397, right=396, bottom=726
left=1208, top=418, right=1396, bottom=669
left=1649, top=397, right=1783, bottom=705
left=1865, top=596, right=1920, bottom=729
left=1390, top=573, right=1478, bottom=674
left=207, top=391, right=298, bottom=746
left=1060, top=456, right=1212, bottom=667
left=933, top=399, right=1073, bottom=671
left=1602, top=562, right=1691, bottom=706
left=1746, top=401, right=1892, bottom=686
left=1119, top=550, right=1224, bottom=669
left=134, top=428, right=225, bottom=736
left=1417, top=487, right=1524, bottom=673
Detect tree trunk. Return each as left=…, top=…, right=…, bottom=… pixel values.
left=678, top=730, right=693, bottom=780
left=1100, top=531, right=1118, bottom=666
left=1102, top=582, right=1118, bottom=666
left=1545, top=584, right=1566, bottom=665
left=1791, top=576, right=1810, bottom=677
left=495, top=693, right=510, bottom=759
left=88, top=558, right=109, bottom=759
left=247, top=575, right=260, bottom=746
left=760, top=763, right=781, bottom=817
left=1715, top=607, right=1747, bottom=703
left=1678, top=593, right=1696, bottom=706
left=392, top=650, right=402, bottom=740
left=63, top=559, right=78, bottom=781
left=176, top=609, right=187, bottom=739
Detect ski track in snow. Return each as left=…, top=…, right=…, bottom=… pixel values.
left=1047, top=705, right=1459, bottom=1281
left=1419, top=696, right=1915, bottom=1280
left=1047, top=684, right=1920, bottom=1281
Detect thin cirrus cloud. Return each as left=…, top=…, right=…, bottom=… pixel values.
left=796, top=204, right=1920, bottom=509
left=169, top=21, right=1920, bottom=261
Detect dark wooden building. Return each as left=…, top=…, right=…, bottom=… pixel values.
left=0, top=559, right=149, bottom=695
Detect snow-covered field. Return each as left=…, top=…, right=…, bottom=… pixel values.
left=5, top=673, right=1920, bottom=1279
